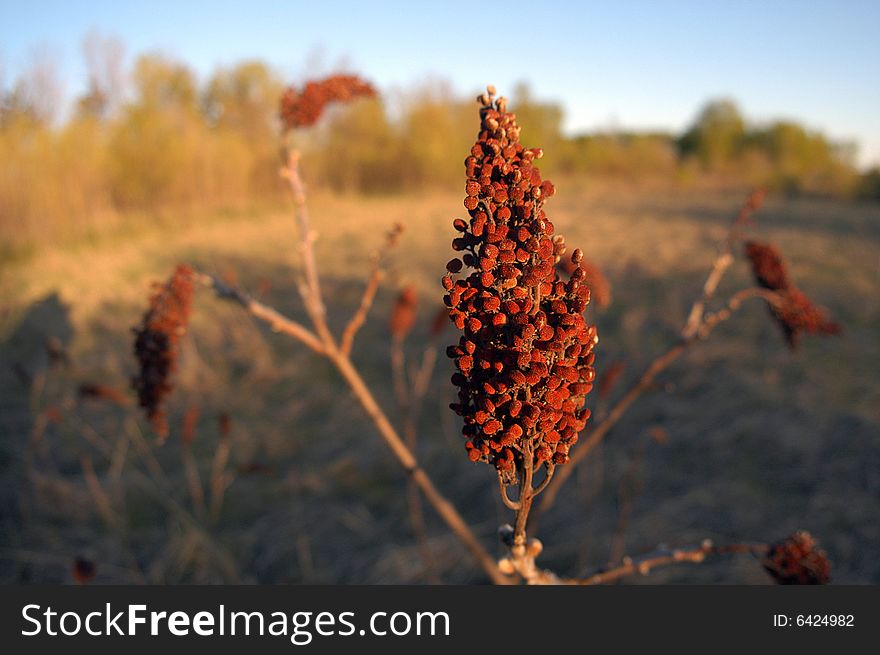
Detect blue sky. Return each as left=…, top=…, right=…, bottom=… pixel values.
left=3, top=0, right=879, bottom=166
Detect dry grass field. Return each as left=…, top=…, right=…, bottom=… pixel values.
left=1, top=181, right=877, bottom=583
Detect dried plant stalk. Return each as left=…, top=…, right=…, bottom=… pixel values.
left=192, top=136, right=510, bottom=584
left=575, top=540, right=769, bottom=585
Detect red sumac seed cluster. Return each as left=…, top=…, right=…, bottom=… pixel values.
left=762, top=531, right=831, bottom=585
left=279, top=74, right=376, bottom=130
left=132, top=264, right=195, bottom=441
left=745, top=240, right=841, bottom=349
left=443, top=87, right=598, bottom=483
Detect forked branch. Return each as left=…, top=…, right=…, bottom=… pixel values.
left=198, top=272, right=326, bottom=355
left=199, top=150, right=510, bottom=585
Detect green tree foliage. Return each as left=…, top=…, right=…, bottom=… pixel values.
left=678, top=99, right=746, bottom=169
left=202, top=61, right=285, bottom=195
left=107, top=54, right=202, bottom=208
left=0, top=45, right=873, bottom=256
left=676, top=98, right=859, bottom=196
left=311, top=96, right=397, bottom=193
left=131, top=54, right=198, bottom=113
left=203, top=60, right=283, bottom=140
left=560, top=132, right=678, bottom=179
left=745, top=121, right=858, bottom=195
left=394, top=81, right=474, bottom=189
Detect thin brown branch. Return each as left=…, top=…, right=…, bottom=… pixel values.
left=340, top=258, right=384, bottom=356
left=340, top=224, right=403, bottom=356
left=411, top=346, right=437, bottom=406
left=530, top=464, right=556, bottom=498
left=682, top=189, right=765, bottom=339
left=197, top=272, right=326, bottom=355
left=498, top=475, right=522, bottom=510
left=199, top=186, right=507, bottom=582
left=513, top=446, right=535, bottom=546
left=195, top=148, right=511, bottom=583
left=328, top=350, right=510, bottom=584
left=280, top=149, right=336, bottom=347
left=574, top=540, right=769, bottom=585
left=108, top=429, right=129, bottom=482
left=682, top=252, right=734, bottom=339
left=698, top=287, right=785, bottom=337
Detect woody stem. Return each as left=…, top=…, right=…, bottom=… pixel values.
left=513, top=445, right=535, bottom=545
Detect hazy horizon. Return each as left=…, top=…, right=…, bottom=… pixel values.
left=3, top=0, right=879, bottom=167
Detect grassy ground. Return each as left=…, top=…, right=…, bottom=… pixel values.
left=1, top=181, right=878, bottom=584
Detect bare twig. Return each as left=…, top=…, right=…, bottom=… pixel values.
left=412, top=346, right=437, bottom=403
left=340, top=224, right=403, bottom=356
left=503, top=538, right=767, bottom=586
left=698, top=287, right=784, bottom=337
left=681, top=252, right=734, bottom=339
left=280, top=150, right=336, bottom=347
left=513, top=447, right=536, bottom=546
left=498, top=476, right=522, bottom=511
left=108, top=429, right=129, bottom=482
left=201, top=152, right=510, bottom=584
left=197, top=272, right=326, bottom=355
left=682, top=189, right=764, bottom=339
left=341, top=259, right=384, bottom=356
left=575, top=540, right=768, bottom=585
left=530, top=465, right=556, bottom=497
left=204, top=280, right=508, bottom=580
left=330, top=349, right=509, bottom=583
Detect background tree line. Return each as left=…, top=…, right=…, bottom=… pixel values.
left=2, top=34, right=877, bottom=258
